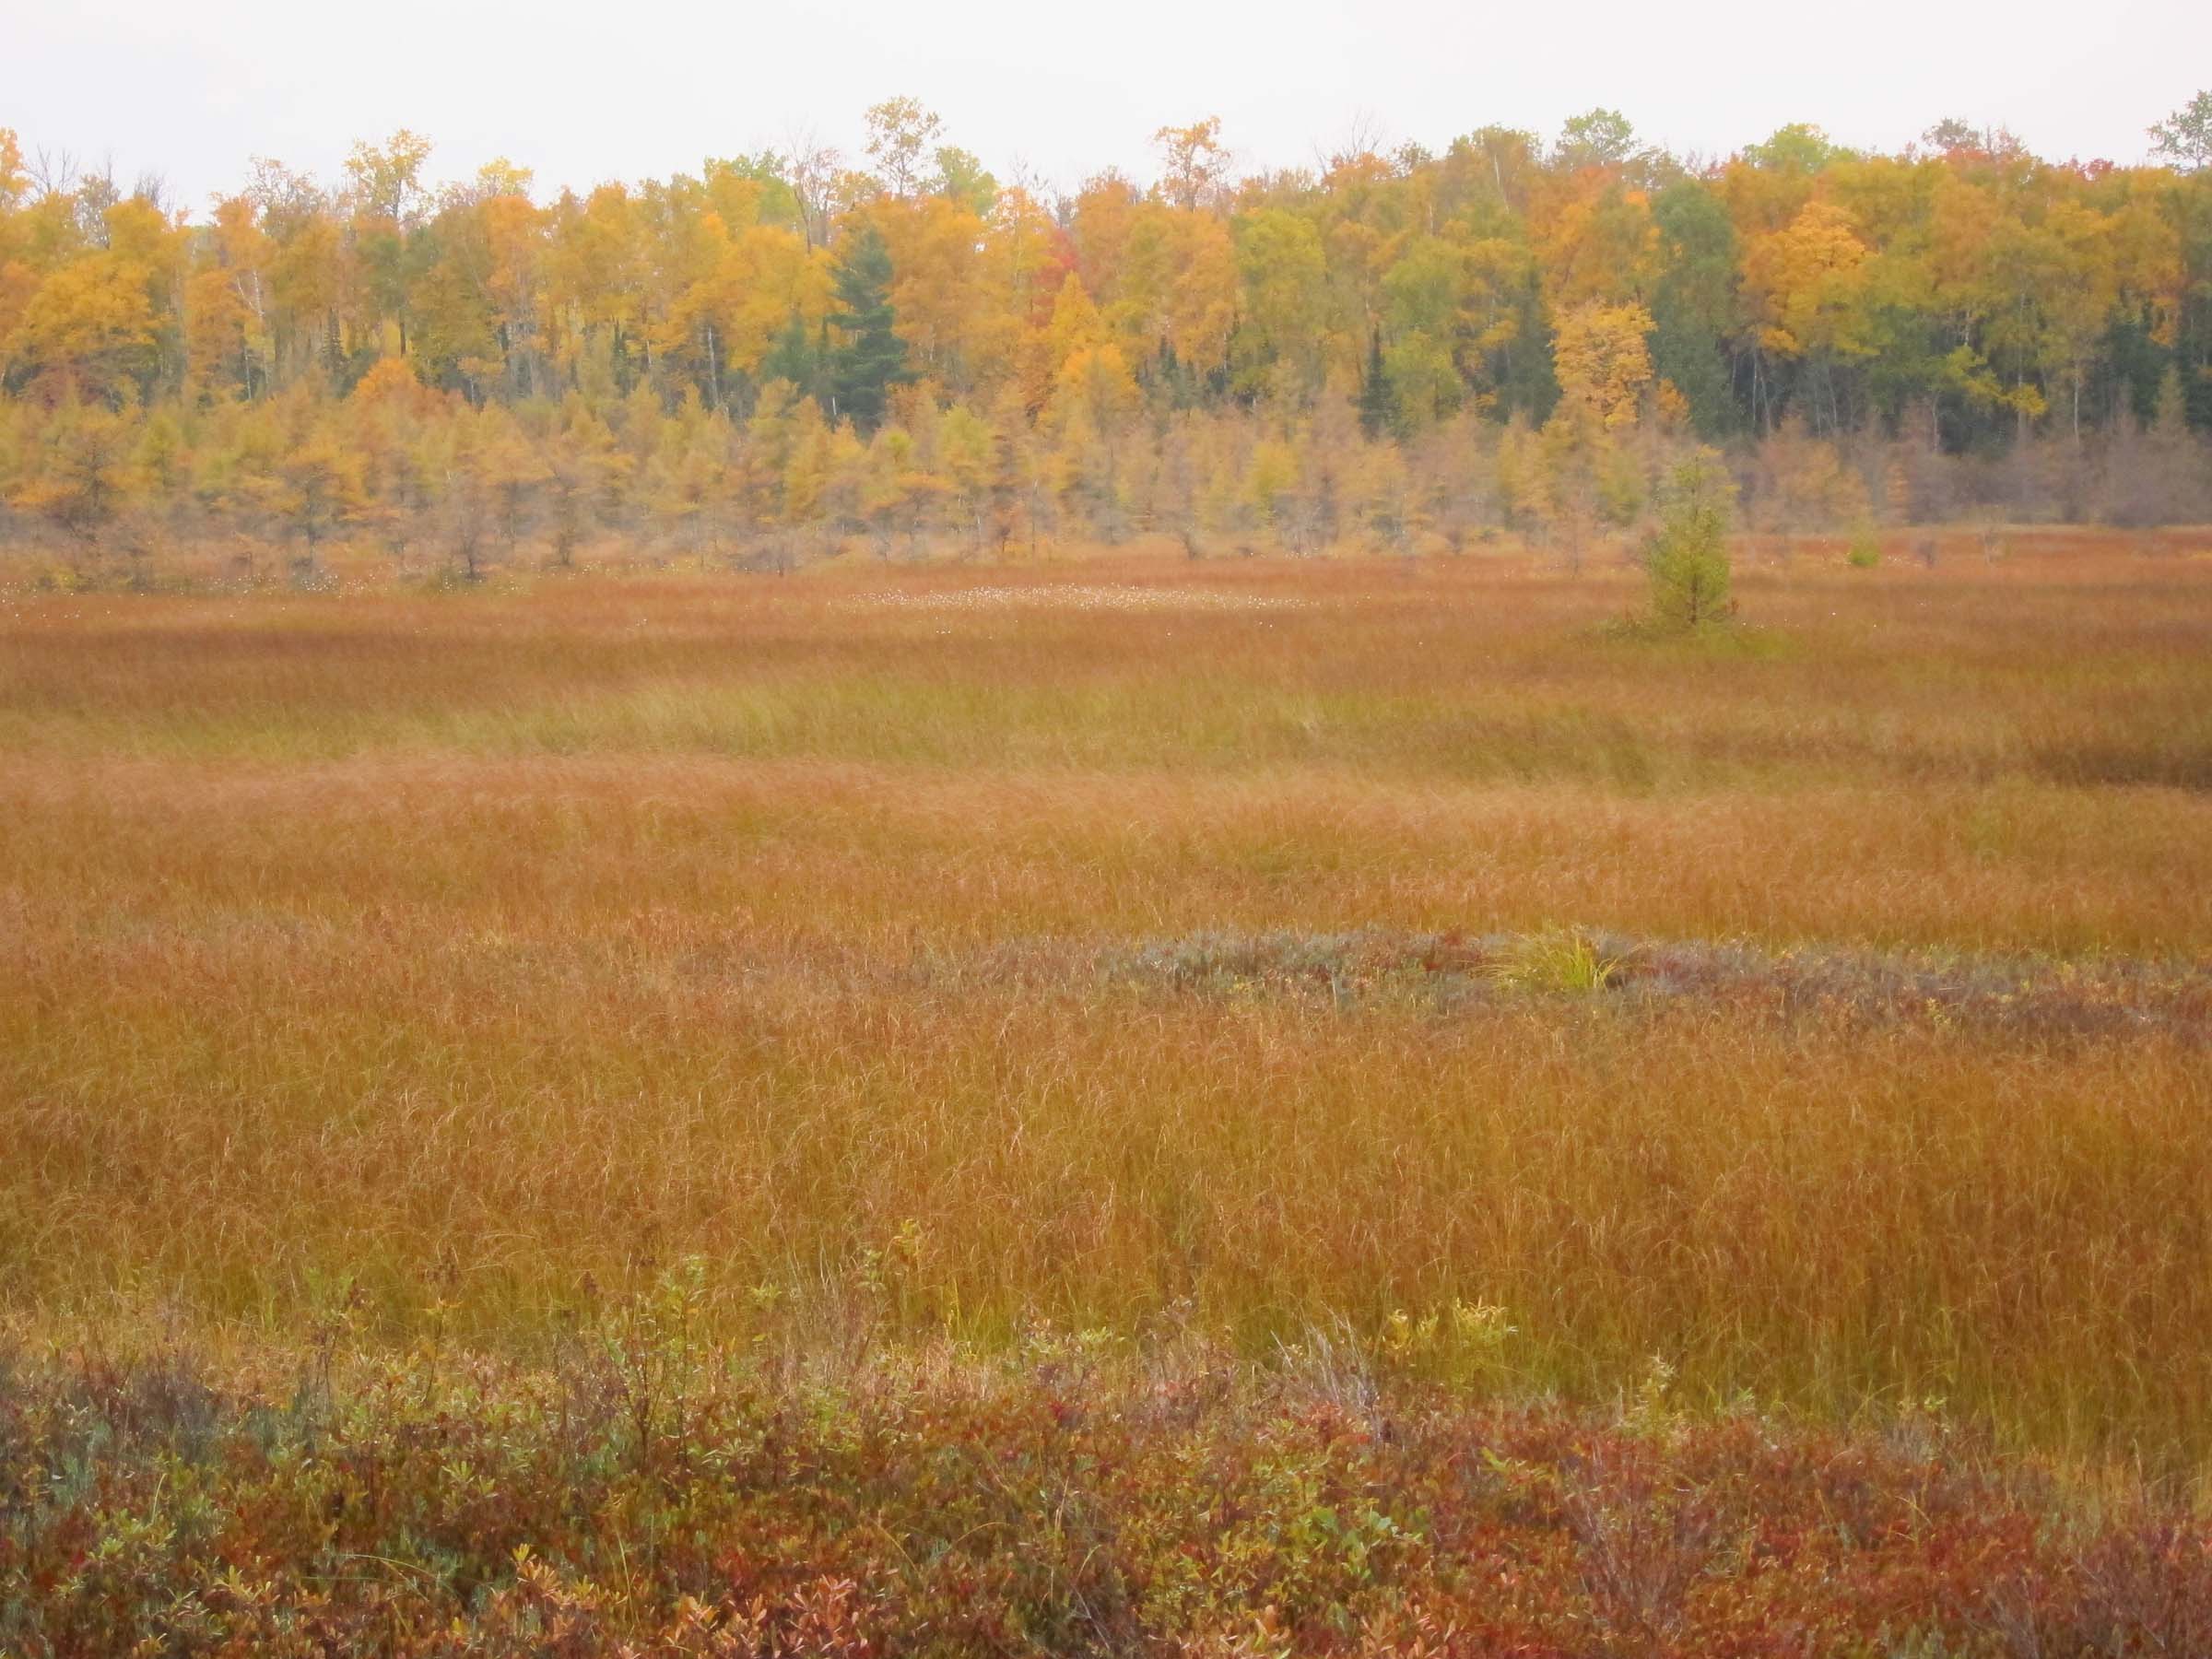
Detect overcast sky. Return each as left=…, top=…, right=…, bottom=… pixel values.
left=7, top=0, right=2208, bottom=211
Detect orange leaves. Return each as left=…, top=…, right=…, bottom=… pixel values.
left=348, top=355, right=429, bottom=410
left=1153, top=116, right=1230, bottom=213
left=1532, top=176, right=1656, bottom=309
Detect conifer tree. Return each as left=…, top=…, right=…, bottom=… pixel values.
left=761, top=312, right=825, bottom=404
left=1359, top=326, right=1396, bottom=440
left=1644, top=452, right=1735, bottom=630
left=827, top=227, right=910, bottom=432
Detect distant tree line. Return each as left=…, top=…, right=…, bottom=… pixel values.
left=3, top=95, right=2210, bottom=576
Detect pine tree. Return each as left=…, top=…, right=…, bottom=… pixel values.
left=1358, top=326, right=1397, bottom=440
left=761, top=312, right=823, bottom=403
left=828, top=227, right=911, bottom=432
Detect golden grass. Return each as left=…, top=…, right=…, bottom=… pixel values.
left=6, top=535, right=2212, bottom=1476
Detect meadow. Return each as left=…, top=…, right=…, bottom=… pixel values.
left=6, top=529, right=2212, bottom=1651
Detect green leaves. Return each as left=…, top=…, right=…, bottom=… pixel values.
left=827, top=226, right=911, bottom=432
left=1642, top=451, right=1736, bottom=632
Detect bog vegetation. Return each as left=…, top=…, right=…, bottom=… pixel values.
left=6, top=93, right=2212, bottom=1654
left=6, top=528, right=2212, bottom=1645
left=3, top=95, right=2212, bottom=588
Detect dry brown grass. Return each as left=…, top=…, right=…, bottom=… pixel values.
left=6, top=533, right=2212, bottom=1478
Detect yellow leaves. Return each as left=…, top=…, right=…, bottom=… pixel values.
left=1925, top=171, right=1998, bottom=295
left=1377, top=333, right=1453, bottom=431
left=7, top=254, right=161, bottom=398
left=1532, top=175, right=1655, bottom=308
left=208, top=196, right=270, bottom=275
left=1016, top=273, right=1108, bottom=414
left=471, top=158, right=535, bottom=204
left=935, top=403, right=994, bottom=495
left=0, top=256, right=40, bottom=370
left=1741, top=200, right=1870, bottom=360
left=6, top=202, right=191, bottom=398
left=344, top=130, right=432, bottom=223
left=461, top=407, right=548, bottom=492
left=104, top=198, right=186, bottom=276
left=278, top=431, right=370, bottom=521
left=1550, top=300, right=1653, bottom=429
left=685, top=222, right=831, bottom=377
left=1111, top=198, right=1233, bottom=367
left=980, top=185, right=1063, bottom=323
left=1070, top=177, right=1141, bottom=303
left=1053, top=343, right=1138, bottom=432
left=701, top=169, right=771, bottom=241
left=183, top=265, right=264, bottom=395
left=1938, top=347, right=2045, bottom=421
left=547, top=183, right=643, bottom=333
left=1044, top=273, right=1106, bottom=363
left=1233, top=209, right=1328, bottom=394
left=9, top=399, right=140, bottom=538
left=871, top=193, right=997, bottom=382
left=480, top=192, right=545, bottom=331
left=780, top=397, right=855, bottom=526
left=0, top=128, right=24, bottom=211
left=1718, top=152, right=1818, bottom=241
left=1153, top=116, right=1230, bottom=212
left=2103, top=183, right=2183, bottom=340
left=266, top=209, right=343, bottom=321
left=1163, top=212, right=1238, bottom=370
left=1245, top=438, right=1299, bottom=522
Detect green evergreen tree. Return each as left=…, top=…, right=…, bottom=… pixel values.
left=1359, top=326, right=1397, bottom=439
left=828, top=227, right=911, bottom=431
left=1648, top=182, right=1742, bottom=440
left=761, top=311, right=824, bottom=403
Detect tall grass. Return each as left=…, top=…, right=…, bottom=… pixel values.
left=5, top=535, right=2212, bottom=1477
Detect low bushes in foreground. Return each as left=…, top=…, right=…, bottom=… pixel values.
left=3, top=1328, right=2208, bottom=1656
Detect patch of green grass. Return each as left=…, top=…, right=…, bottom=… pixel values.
left=1488, top=926, right=1622, bottom=994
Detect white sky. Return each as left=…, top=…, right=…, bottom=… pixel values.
left=6, top=0, right=2208, bottom=211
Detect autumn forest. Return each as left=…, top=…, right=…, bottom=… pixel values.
left=5, top=94, right=2212, bottom=577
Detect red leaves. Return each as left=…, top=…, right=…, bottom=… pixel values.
left=4, top=1347, right=2209, bottom=1655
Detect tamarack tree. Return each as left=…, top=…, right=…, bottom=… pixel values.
left=1642, top=452, right=1736, bottom=631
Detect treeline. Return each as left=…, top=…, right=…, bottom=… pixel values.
left=3, top=96, right=2210, bottom=573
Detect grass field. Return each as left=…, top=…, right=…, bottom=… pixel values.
left=6, top=530, right=2212, bottom=1648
